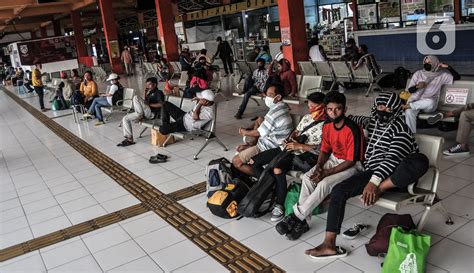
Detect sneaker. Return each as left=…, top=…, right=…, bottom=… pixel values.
left=94, top=121, right=105, bottom=126
left=83, top=113, right=92, bottom=119
left=427, top=113, right=444, bottom=125
left=443, top=144, right=470, bottom=157
left=276, top=214, right=298, bottom=235
left=338, top=85, right=346, bottom=93
left=270, top=205, right=285, bottom=222
left=286, top=219, right=309, bottom=240
left=342, top=223, right=368, bottom=240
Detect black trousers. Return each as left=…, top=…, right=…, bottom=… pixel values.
left=221, top=55, right=234, bottom=74
left=84, top=95, right=99, bottom=110
left=158, top=101, right=186, bottom=135
left=326, top=153, right=429, bottom=234
left=34, top=86, right=45, bottom=109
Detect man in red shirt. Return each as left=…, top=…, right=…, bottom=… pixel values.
left=276, top=91, right=364, bottom=241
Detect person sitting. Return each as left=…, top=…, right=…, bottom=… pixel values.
left=276, top=91, right=364, bottom=240
left=158, top=89, right=215, bottom=135
left=117, top=77, right=164, bottom=147
left=268, top=58, right=298, bottom=98
left=250, top=92, right=327, bottom=222
left=427, top=103, right=473, bottom=156
left=304, top=92, right=428, bottom=259
left=352, top=45, right=382, bottom=77
left=15, top=68, right=25, bottom=94
left=156, top=57, right=170, bottom=81
left=23, top=70, right=34, bottom=93
left=341, top=38, right=360, bottom=63
left=195, top=49, right=214, bottom=66
left=184, top=57, right=213, bottom=98
left=80, top=71, right=98, bottom=110
left=59, top=72, right=74, bottom=102
left=232, top=83, right=293, bottom=176
left=52, top=72, right=71, bottom=110
left=83, top=73, right=123, bottom=126
left=274, top=45, right=284, bottom=62
left=255, top=45, right=272, bottom=64
left=234, top=58, right=269, bottom=119
left=402, top=55, right=460, bottom=133
left=71, top=69, right=82, bottom=91
left=179, top=46, right=193, bottom=72
left=309, top=37, right=327, bottom=62
left=247, top=46, right=260, bottom=63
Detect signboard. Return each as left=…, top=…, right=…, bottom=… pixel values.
left=177, top=0, right=277, bottom=21
left=17, top=37, right=77, bottom=65
left=281, top=27, right=291, bottom=46
left=109, top=40, right=120, bottom=58
left=444, top=88, right=469, bottom=105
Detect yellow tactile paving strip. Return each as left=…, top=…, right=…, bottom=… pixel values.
left=1, top=88, right=283, bottom=272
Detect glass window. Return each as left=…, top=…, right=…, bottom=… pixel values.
left=462, top=0, right=474, bottom=16
left=401, top=0, right=426, bottom=22
left=358, top=4, right=378, bottom=25
left=379, top=0, right=401, bottom=23
left=427, top=0, right=454, bottom=17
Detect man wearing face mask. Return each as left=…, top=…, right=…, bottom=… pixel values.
left=304, top=92, right=428, bottom=260
left=232, top=83, right=293, bottom=176
left=402, top=55, right=460, bottom=133
left=276, top=91, right=364, bottom=240
left=235, top=58, right=269, bottom=119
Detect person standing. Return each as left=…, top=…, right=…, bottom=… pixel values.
left=32, top=62, right=48, bottom=112
left=121, top=46, right=133, bottom=76
left=213, top=36, right=234, bottom=77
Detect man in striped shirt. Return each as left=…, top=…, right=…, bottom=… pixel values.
left=305, top=92, right=429, bottom=259
left=232, top=83, right=293, bottom=176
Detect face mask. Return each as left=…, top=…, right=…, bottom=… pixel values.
left=110, top=80, right=115, bottom=85
left=258, top=64, right=265, bottom=70
left=376, top=110, right=394, bottom=123
left=327, top=114, right=345, bottom=123
left=265, top=96, right=276, bottom=108
left=423, top=63, right=432, bottom=71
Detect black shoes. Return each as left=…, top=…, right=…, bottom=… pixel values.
left=286, top=219, right=309, bottom=241
left=276, top=214, right=298, bottom=235
left=275, top=213, right=309, bottom=240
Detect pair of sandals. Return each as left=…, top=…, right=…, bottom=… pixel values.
left=149, top=153, right=168, bottom=164
left=117, top=139, right=135, bottom=147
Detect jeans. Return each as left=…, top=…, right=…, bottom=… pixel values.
left=237, top=86, right=260, bottom=116
left=158, top=101, right=186, bottom=135
left=406, top=98, right=438, bottom=133
left=88, top=97, right=110, bottom=121
left=326, top=153, right=429, bottom=233
left=34, top=86, right=45, bottom=109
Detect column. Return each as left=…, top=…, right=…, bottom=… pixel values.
left=154, top=0, right=179, bottom=61
left=53, top=20, right=62, bottom=36
left=351, top=0, right=358, bottom=31
left=71, top=10, right=88, bottom=58
left=98, top=0, right=123, bottom=74
left=454, top=0, right=461, bottom=24
left=40, top=27, right=47, bottom=38
left=30, top=31, right=37, bottom=39
left=277, top=0, right=308, bottom=73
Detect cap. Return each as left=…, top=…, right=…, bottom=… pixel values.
left=196, top=89, right=215, bottom=102
left=106, top=73, right=119, bottom=81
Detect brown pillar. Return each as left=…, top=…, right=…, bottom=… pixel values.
left=98, top=0, right=123, bottom=74
left=351, top=0, right=358, bottom=31
left=454, top=0, right=461, bottom=24
left=154, top=0, right=179, bottom=61
left=40, top=27, right=47, bottom=38
left=71, top=10, right=88, bottom=58
left=53, top=20, right=62, bottom=36
left=277, top=0, right=308, bottom=74
left=31, top=31, right=37, bottom=39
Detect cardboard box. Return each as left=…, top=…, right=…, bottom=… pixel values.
left=151, top=128, right=175, bottom=146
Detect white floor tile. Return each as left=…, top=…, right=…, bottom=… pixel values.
left=135, top=225, right=187, bottom=254
left=0, top=252, right=46, bottom=272
left=437, top=174, right=473, bottom=193
left=108, top=256, right=163, bottom=273
left=219, top=217, right=272, bottom=241
left=340, top=245, right=383, bottom=272
left=316, top=260, right=363, bottom=272
left=18, top=189, right=52, bottom=205
left=0, top=226, right=33, bottom=249
left=67, top=204, right=108, bottom=225
left=41, top=239, right=91, bottom=269
left=93, top=240, right=146, bottom=271
left=120, top=212, right=167, bottom=238
left=101, top=194, right=140, bottom=213
left=441, top=194, right=474, bottom=219
left=0, top=215, right=29, bottom=235
left=49, top=255, right=103, bottom=273
left=269, top=241, right=332, bottom=272
left=0, top=206, right=25, bottom=222
left=427, top=238, right=474, bottom=272
left=242, top=228, right=301, bottom=258
left=26, top=205, right=65, bottom=225
left=61, top=195, right=99, bottom=214
left=150, top=240, right=207, bottom=272
left=442, top=164, right=474, bottom=181
left=172, top=256, right=227, bottom=273
left=54, top=187, right=90, bottom=204
left=341, top=210, right=383, bottom=238
left=82, top=225, right=132, bottom=253
left=30, top=215, right=72, bottom=237
left=22, top=196, right=59, bottom=215
left=447, top=220, right=474, bottom=247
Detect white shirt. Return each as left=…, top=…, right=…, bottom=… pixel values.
left=274, top=52, right=284, bottom=62
left=309, top=45, right=326, bottom=62
left=183, top=102, right=214, bottom=132
left=107, top=84, right=118, bottom=105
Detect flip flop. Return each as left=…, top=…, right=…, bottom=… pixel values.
left=117, top=139, right=135, bottom=147
left=307, top=246, right=348, bottom=260
left=149, top=156, right=167, bottom=164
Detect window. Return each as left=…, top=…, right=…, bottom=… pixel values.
left=427, top=0, right=455, bottom=17
left=401, top=0, right=426, bottom=22
left=461, top=0, right=474, bottom=16
left=379, top=0, right=401, bottom=23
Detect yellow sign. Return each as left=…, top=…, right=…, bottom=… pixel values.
left=176, top=0, right=278, bottom=22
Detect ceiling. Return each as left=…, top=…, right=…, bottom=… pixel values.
left=0, top=0, right=234, bottom=36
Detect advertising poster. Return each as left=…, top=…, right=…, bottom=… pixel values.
left=18, top=37, right=77, bottom=65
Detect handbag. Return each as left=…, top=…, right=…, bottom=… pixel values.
left=382, top=227, right=431, bottom=273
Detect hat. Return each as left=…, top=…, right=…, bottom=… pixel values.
left=106, top=73, right=119, bottom=81
left=196, top=89, right=215, bottom=102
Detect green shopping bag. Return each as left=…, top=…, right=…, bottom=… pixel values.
left=382, top=227, right=431, bottom=273
left=284, top=183, right=321, bottom=216
left=51, top=99, right=62, bottom=111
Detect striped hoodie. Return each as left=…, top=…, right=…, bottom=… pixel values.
left=350, top=92, right=418, bottom=186
left=257, top=102, right=293, bottom=151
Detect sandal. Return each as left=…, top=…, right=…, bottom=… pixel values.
left=306, top=246, right=348, bottom=260
left=117, top=139, right=135, bottom=147
left=149, top=156, right=167, bottom=164
left=150, top=153, right=168, bottom=161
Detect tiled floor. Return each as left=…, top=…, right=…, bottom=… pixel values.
left=1, top=71, right=473, bottom=272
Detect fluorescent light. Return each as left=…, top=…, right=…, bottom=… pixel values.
left=133, top=37, right=139, bottom=40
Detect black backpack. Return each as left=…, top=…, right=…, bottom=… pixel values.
left=70, top=90, right=84, bottom=105
left=207, top=178, right=250, bottom=219
left=237, top=151, right=290, bottom=218
left=393, top=67, right=411, bottom=90
left=111, top=84, right=124, bottom=106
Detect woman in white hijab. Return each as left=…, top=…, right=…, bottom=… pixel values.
left=402, top=55, right=460, bottom=133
